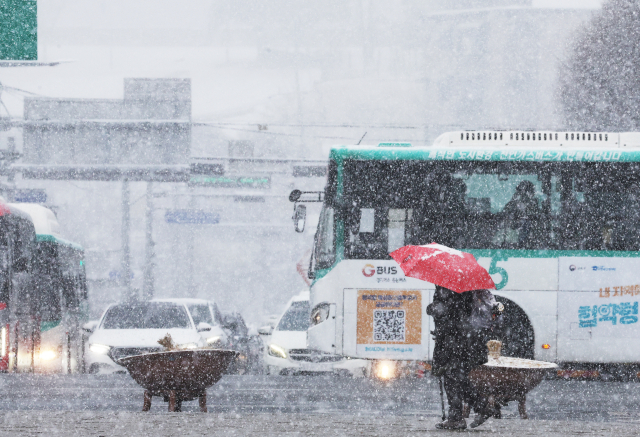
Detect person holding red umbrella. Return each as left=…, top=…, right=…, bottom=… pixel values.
left=390, top=243, right=504, bottom=430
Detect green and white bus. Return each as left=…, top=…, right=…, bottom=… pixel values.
left=297, top=131, right=640, bottom=372
left=8, top=203, right=87, bottom=373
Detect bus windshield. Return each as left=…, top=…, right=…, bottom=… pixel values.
left=338, top=159, right=640, bottom=259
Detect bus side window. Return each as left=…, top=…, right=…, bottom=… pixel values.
left=561, top=165, right=640, bottom=251
left=13, top=218, right=34, bottom=272
left=313, top=206, right=335, bottom=270
left=388, top=209, right=411, bottom=252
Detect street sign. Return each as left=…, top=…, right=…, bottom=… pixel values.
left=189, top=175, right=270, bottom=188
left=190, top=163, right=224, bottom=176
left=0, top=0, right=37, bottom=60
left=164, top=209, right=220, bottom=224
left=109, top=271, right=134, bottom=280
left=293, top=166, right=327, bottom=177
left=14, top=189, right=46, bottom=203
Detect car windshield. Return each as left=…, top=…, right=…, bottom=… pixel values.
left=276, top=301, right=310, bottom=332
left=101, top=302, right=192, bottom=329
left=188, top=304, right=214, bottom=326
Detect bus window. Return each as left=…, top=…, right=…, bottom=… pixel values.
left=311, top=206, right=335, bottom=271
left=563, top=164, right=640, bottom=251
left=388, top=209, right=412, bottom=252
left=342, top=160, right=561, bottom=257
left=341, top=159, right=640, bottom=259
left=463, top=172, right=554, bottom=249
left=12, top=217, right=35, bottom=272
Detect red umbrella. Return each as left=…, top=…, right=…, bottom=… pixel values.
left=389, top=243, right=495, bottom=293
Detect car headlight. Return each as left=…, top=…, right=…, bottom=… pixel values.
left=268, top=344, right=287, bottom=359
left=89, top=343, right=111, bottom=355
left=40, top=349, right=57, bottom=361
left=177, top=343, right=198, bottom=349
left=206, top=336, right=221, bottom=345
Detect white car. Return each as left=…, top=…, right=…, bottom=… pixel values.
left=264, top=291, right=367, bottom=376
left=86, top=298, right=227, bottom=374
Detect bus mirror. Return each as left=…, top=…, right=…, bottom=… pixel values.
left=293, top=204, right=306, bottom=233
left=289, top=190, right=302, bottom=202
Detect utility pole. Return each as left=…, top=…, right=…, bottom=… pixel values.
left=121, top=179, right=133, bottom=301
left=143, top=181, right=154, bottom=300
left=6, top=137, right=15, bottom=201
left=187, top=185, right=196, bottom=298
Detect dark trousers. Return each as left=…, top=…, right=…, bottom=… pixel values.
left=443, top=367, right=483, bottom=421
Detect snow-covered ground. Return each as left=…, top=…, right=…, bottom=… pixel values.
left=0, top=411, right=639, bottom=436
left=0, top=374, right=639, bottom=435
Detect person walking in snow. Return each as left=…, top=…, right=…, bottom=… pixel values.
left=428, top=285, right=502, bottom=430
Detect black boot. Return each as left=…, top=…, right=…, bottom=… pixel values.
left=435, top=419, right=467, bottom=430
left=469, top=411, right=491, bottom=429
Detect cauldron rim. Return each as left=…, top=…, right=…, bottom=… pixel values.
left=483, top=356, right=558, bottom=369
left=117, top=348, right=237, bottom=365
left=117, top=349, right=239, bottom=394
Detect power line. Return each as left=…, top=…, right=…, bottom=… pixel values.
left=199, top=123, right=444, bottom=142
left=201, top=124, right=365, bottom=140
left=197, top=121, right=465, bottom=130
left=2, top=85, right=43, bottom=96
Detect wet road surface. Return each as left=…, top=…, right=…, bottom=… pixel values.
left=0, top=374, right=639, bottom=435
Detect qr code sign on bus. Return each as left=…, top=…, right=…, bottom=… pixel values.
left=373, top=309, right=405, bottom=342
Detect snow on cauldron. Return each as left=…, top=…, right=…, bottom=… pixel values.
left=467, top=340, right=557, bottom=419
left=117, top=334, right=238, bottom=412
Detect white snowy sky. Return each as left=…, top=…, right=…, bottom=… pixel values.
left=0, top=0, right=603, bottom=121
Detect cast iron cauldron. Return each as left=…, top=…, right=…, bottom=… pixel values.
left=118, top=349, right=238, bottom=412
left=468, top=341, right=557, bottom=419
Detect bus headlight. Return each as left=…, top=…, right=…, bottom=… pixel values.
left=374, top=360, right=396, bottom=380
left=268, top=344, right=287, bottom=359
left=40, top=349, right=57, bottom=361
left=89, top=343, right=111, bottom=355
left=310, top=303, right=331, bottom=325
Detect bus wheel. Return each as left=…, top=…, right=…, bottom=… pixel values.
left=495, top=297, right=535, bottom=360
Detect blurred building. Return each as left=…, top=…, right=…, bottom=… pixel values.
left=22, top=78, right=190, bottom=165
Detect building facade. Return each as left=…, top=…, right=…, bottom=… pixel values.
left=22, top=78, right=191, bottom=165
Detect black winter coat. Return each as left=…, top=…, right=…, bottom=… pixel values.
left=427, top=286, right=490, bottom=373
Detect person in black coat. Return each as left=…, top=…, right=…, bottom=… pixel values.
left=427, top=286, right=499, bottom=430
